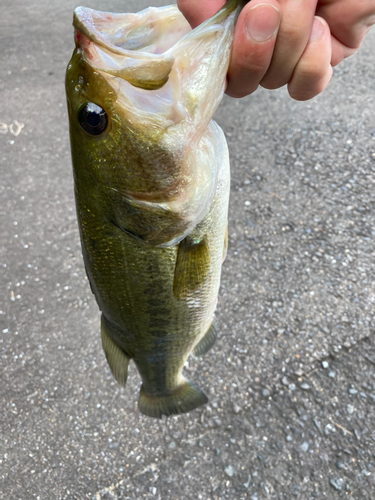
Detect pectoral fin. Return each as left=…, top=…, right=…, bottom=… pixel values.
left=101, top=316, right=130, bottom=387
left=173, top=236, right=210, bottom=299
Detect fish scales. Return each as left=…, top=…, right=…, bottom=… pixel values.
left=66, top=0, right=244, bottom=418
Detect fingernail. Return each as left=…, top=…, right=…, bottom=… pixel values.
left=309, top=17, right=326, bottom=42
left=245, top=3, right=280, bottom=42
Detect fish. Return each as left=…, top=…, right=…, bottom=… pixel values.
left=65, top=0, right=243, bottom=418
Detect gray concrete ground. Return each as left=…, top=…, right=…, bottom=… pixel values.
left=1, top=1, right=375, bottom=498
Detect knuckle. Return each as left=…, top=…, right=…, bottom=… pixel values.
left=296, top=59, right=325, bottom=81
left=288, top=85, right=317, bottom=101
left=233, top=51, right=269, bottom=76
left=261, top=78, right=287, bottom=90
left=279, top=20, right=305, bottom=43
left=288, top=67, right=331, bottom=101
left=233, top=53, right=270, bottom=81
left=226, top=78, right=258, bottom=98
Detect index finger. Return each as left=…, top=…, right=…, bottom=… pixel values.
left=177, top=0, right=226, bottom=28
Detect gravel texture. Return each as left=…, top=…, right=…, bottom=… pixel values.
left=1, top=1, right=375, bottom=499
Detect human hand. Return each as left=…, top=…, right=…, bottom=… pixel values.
left=177, top=0, right=375, bottom=101
left=316, top=0, right=375, bottom=66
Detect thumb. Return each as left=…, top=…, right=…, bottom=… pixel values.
left=227, top=0, right=281, bottom=98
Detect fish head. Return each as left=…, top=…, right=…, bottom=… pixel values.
left=66, top=6, right=193, bottom=197
left=66, top=2, right=240, bottom=243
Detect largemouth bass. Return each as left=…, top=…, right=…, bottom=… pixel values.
left=66, top=0, right=243, bottom=418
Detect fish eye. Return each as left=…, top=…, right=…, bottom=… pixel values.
left=78, top=102, right=108, bottom=136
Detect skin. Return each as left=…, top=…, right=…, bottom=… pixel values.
left=178, top=0, right=375, bottom=100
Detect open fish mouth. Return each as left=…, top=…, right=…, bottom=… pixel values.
left=73, top=2, right=240, bottom=92
left=71, top=1, right=241, bottom=162
left=73, top=6, right=191, bottom=90
left=73, top=5, right=191, bottom=54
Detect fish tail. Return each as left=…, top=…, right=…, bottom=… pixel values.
left=138, top=380, right=208, bottom=419
left=101, top=316, right=130, bottom=387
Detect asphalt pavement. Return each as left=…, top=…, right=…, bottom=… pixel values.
left=1, top=1, right=375, bottom=499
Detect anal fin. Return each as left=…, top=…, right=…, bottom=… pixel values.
left=138, top=379, right=208, bottom=419
left=101, top=316, right=130, bottom=387
left=173, top=236, right=210, bottom=299
left=193, top=320, right=218, bottom=357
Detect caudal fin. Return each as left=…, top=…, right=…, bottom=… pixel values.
left=138, top=379, right=208, bottom=418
